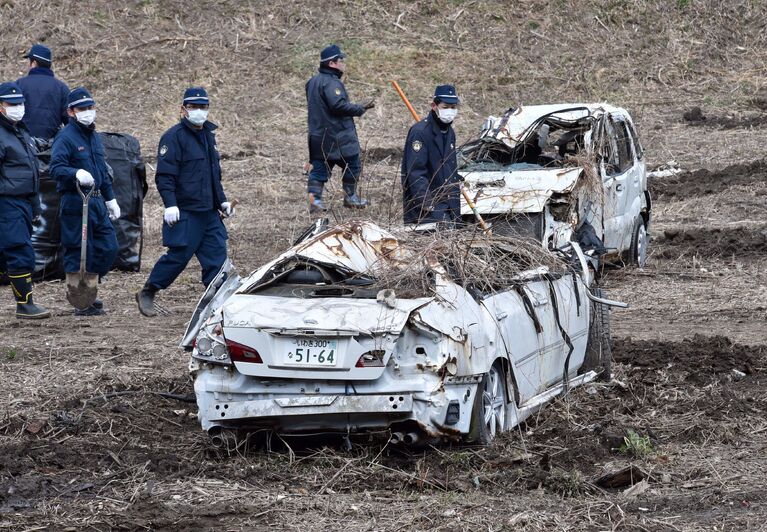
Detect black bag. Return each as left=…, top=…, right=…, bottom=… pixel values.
left=31, top=132, right=147, bottom=281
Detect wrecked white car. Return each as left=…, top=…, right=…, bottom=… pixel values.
left=182, top=221, right=619, bottom=447
left=460, top=104, right=651, bottom=267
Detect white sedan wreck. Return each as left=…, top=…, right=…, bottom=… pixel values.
left=460, top=103, right=651, bottom=267
left=182, top=221, right=617, bottom=447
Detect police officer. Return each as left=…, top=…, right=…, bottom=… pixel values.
left=401, top=85, right=461, bottom=226
left=50, top=87, right=120, bottom=316
left=305, top=44, right=374, bottom=213
left=136, top=87, right=234, bottom=317
left=16, top=44, right=70, bottom=140
left=0, top=82, right=50, bottom=319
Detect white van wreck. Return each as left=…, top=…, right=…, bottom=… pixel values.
left=459, top=104, right=651, bottom=267
left=182, top=220, right=621, bottom=447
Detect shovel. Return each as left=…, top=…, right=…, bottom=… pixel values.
left=66, top=182, right=98, bottom=310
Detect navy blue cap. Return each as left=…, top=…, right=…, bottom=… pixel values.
left=67, top=87, right=95, bottom=109
left=320, top=44, right=346, bottom=62
left=24, top=44, right=52, bottom=65
left=433, top=84, right=459, bottom=104
left=0, top=82, right=25, bottom=104
left=183, top=87, right=209, bottom=105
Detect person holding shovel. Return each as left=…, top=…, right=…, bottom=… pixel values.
left=0, top=82, right=50, bottom=319
left=50, top=87, right=120, bottom=316
left=136, top=87, right=234, bottom=317
left=401, top=84, right=461, bottom=227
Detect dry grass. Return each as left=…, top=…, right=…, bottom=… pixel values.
left=2, top=1, right=767, bottom=530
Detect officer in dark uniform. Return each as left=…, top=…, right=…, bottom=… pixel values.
left=305, top=44, right=374, bottom=213
left=16, top=44, right=70, bottom=140
left=50, top=87, right=120, bottom=316
left=401, top=85, right=461, bottom=226
left=136, top=87, right=234, bottom=317
left=0, top=82, right=50, bottom=319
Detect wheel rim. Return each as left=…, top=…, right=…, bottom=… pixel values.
left=636, top=224, right=647, bottom=267
left=482, top=366, right=506, bottom=438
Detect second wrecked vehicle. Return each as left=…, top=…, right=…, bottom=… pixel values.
left=182, top=220, right=621, bottom=447
left=459, top=104, right=651, bottom=267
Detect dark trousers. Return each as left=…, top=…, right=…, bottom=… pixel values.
left=307, top=154, right=361, bottom=196
left=147, top=209, right=228, bottom=289
left=0, top=196, right=35, bottom=274
left=59, top=192, right=118, bottom=276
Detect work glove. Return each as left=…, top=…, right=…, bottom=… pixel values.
left=220, top=201, right=235, bottom=218
left=105, top=199, right=121, bottom=221
left=362, top=99, right=375, bottom=110
left=164, top=206, right=180, bottom=226
left=75, top=169, right=95, bottom=187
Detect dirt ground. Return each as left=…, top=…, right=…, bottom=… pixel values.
left=2, top=1, right=767, bottom=531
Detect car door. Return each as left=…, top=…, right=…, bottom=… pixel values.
left=599, top=116, right=633, bottom=252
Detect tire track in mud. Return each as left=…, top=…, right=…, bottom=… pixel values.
left=653, top=225, right=767, bottom=260
left=649, top=159, right=767, bottom=199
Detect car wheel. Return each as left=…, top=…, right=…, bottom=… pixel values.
left=628, top=217, right=648, bottom=268
left=468, top=363, right=508, bottom=444
left=582, top=287, right=612, bottom=382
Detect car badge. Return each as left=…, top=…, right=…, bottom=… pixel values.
left=303, top=318, right=318, bottom=324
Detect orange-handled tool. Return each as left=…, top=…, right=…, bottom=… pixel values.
left=391, top=80, right=491, bottom=234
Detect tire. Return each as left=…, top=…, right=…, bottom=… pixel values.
left=468, top=363, right=508, bottom=445
left=628, top=217, right=648, bottom=268
left=582, top=287, right=612, bottom=382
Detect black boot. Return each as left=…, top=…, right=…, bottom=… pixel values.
left=10, top=273, right=51, bottom=320
left=307, top=180, right=328, bottom=214
left=136, top=282, right=159, bottom=317
left=342, top=183, right=369, bottom=209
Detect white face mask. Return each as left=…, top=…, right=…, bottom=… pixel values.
left=437, top=108, right=457, bottom=124
left=75, top=109, right=96, bottom=126
left=186, top=109, right=208, bottom=126
left=5, top=104, right=25, bottom=123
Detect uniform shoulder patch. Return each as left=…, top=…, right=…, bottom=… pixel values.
left=334, top=87, right=342, bottom=96
left=159, top=145, right=168, bottom=156
left=412, top=140, right=423, bottom=152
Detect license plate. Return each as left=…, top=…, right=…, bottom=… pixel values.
left=283, top=338, right=338, bottom=367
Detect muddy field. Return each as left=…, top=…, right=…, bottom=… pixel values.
left=3, top=2, right=767, bottom=531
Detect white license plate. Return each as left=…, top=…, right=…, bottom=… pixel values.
left=283, top=338, right=338, bottom=367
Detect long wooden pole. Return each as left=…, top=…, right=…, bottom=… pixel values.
left=390, top=80, right=491, bottom=234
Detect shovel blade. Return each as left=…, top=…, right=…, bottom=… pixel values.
left=66, top=272, right=99, bottom=310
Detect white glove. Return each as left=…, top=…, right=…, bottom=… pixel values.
left=220, top=201, right=235, bottom=217
left=75, top=169, right=94, bottom=187
left=105, top=199, right=120, bottom=221
left=164, top=206, right=180, bottom=226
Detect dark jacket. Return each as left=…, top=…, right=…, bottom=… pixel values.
left=0, top=115, right=41, bottom=211
left=155, top=118, right=227, bottom=212
left=401, top=111, right=460, bottom=224
left=306, top=66, right=366, bottom=161
left=16, top=67, right=70, bottom=140
left=50, top=119, right=115, bottom=201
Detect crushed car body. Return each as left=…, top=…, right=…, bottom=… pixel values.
left=182, top=220, right=617, bottom=446
left=459, top=103, right=651, bottom=267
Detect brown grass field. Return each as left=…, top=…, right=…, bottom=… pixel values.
left=1, top=1, right=766, bottom=530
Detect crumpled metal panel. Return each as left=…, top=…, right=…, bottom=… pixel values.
left=460, top=167, right=582, bottom=215
left=222, top=294, right=428, bottom=335
left=481, top=103, right=619, bottom=148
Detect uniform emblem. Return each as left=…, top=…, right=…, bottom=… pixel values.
left=451, top=143, right=454, bottom=149
left=213, top=144, right=219, bottom=152
left=334, top=88, right=341, bottom=96
left=77, top=146, right=85, bottom=152
left=412, top=140, right=422, bottom=152
left=159, top=145, right=168, bottom=156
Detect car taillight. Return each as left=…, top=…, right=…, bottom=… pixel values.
left=355, top=350, right=385, bottom=368
left=225, top=339, right=263, bottom=363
